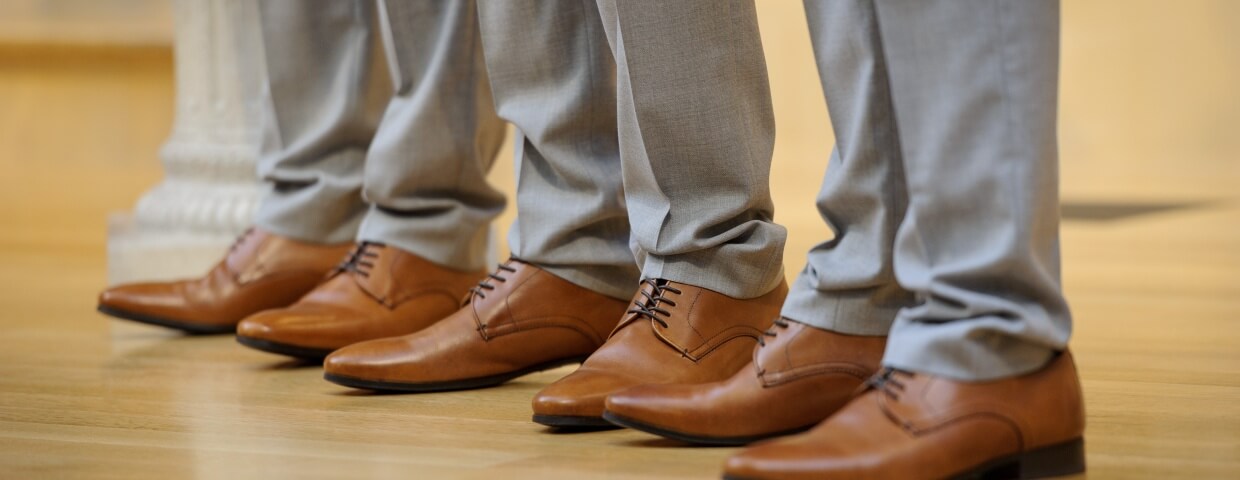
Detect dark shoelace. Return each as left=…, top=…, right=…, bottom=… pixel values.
left=626, top=278, right=682, bottom=328
left=757, top=318, right=791, bottom=347
left=333, top=241, right=386, bottom=278
left=466, top=261, right=518, bottom=302
left=865, top=367, right=913, bottom=400
left=227, top=227, right=256, bottom=253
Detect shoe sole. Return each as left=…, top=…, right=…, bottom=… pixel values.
left=323, top=355, right=589, bottom=393
left=948, top=437, right=1086, bottom=480
left=603, top=410, right=813, bottom=447
left=720, top=437, right=1085, bottom=480
left=235, top=335, right=334, bottom=361
left=97, top=305, right=234, bottom=335
left=531, top=414, right=617, bottom=429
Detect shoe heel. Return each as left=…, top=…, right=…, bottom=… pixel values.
left=1015, top=437, right=1086, bottom=479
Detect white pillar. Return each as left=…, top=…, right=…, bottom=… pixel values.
left=107, top=0, right=266, bottom=284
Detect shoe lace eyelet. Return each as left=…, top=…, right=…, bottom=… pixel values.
left=626, top=278, right=680, bottom=329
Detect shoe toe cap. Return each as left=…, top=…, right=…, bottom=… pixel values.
left=235, top=315, right=275, bottom=339
left=98, top=283, right=175, bottom=313
left=321, top=338, right=413, bottom=379
left=533, top=368, right=640, bottom=417
left=236, top=306, right=360, bottom=346
left=724, top=441, right=819, bottom=480
left=322, top=342, right=375, bottom=374
left=602, top=384, right=666, bottom=417
left=97, top=283, right=206, bottom=325
left=723, top=432, right=869, bottom=480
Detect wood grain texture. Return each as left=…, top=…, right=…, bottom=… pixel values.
left=0, top=2, right=1237, bottom=479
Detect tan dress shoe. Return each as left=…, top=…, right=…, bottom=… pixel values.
left=723, top=351, right=1086, bottom=480
left=530, top=278, right=788, bottom=428
left=603, top=319, right=885, bottom=445
left=234, top=242, right=485, bottom=359
left=320, top=258, right=628, bottom=392
left=96, top=229, right=352, bottom=334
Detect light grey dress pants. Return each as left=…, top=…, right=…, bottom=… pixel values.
left=782, top=0, right=1071, bottom=381
left=253, top=0, right=506, bottom=271
left=476, top=0, right=787, bottom=301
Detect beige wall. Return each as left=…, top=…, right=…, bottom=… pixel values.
left=2, top=0, right=1238, bottom=272
left=0, top=0, right=171, bottom=47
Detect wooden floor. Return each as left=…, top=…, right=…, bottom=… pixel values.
left=1, top=2, right=1238, bottom=479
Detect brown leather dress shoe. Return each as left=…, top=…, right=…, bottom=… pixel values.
left=603, top=319, right=885, bottom=445
left=530, top=278, right=788, bottom=428
left=234, top=242, right=485, bottom=360
left=320, top=258, right=628, bottom=392
left=723, top=351, right=1086, bottom=480
left=97, top=229, right=352, bottom=334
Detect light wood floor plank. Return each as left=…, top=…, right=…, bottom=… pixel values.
left=0, top=2, right=1237, bottom=479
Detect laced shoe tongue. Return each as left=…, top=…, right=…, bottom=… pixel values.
left=225, top=228, right=263, bottom=274
left=608, top=279, right=674, bottom=336
left=331, top=242, right=385, bottom=279
left=757, top=318, right=789, bottom=348
left=863, top=368, right=912, bottom=400
left=638, top=279, right=678, bottom=319
left=642, top=279, right=671, bottom=308
left=464, top=259, right=519, bottom=305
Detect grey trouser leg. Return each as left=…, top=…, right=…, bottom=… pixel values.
left=595, top=0, right=787, bottom=299
left=358, top=0, right=507, bottom=271
left=476, top=0, right=639, bottom=300
left=780, top=0, right=917, bottom=336
left=253, top=0, right=384, bottom=244
left=793, top=0, right=1070, bottom=381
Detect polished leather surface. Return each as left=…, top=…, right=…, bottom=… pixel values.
left=236, top=243, right=484, bottom=352
left=531, top=279, right=789, bottom=420
left=724, top=351, right=1086, bottom=480
left=97, top=229, right=352, bottom=331
left=321, top=258, right=628, bottom=386
left=605, top=320, right=885, bottom=443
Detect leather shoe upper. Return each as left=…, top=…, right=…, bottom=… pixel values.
left=236, top=242, right=485, bottom=351
left=605, top=319, right=885, bottom=442
left=322, top=258, right=628, bottom=386
left=724, top=351, right=1086, bottom=480
left=97, top=229, right=352, bottom=331
left=532, top=278, right=789, bottom=419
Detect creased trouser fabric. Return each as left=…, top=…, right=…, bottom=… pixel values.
left=595, top=0, right=787, bottom=299
left=253, top=0, right=382, bottom=244
left=785, top=0, right=1071, bottom=381
left=357, top=0, right=507, bottom=271
left=476, top=0, right=786, bottom=300
left=254, top=0, right=506, bottom=271
left=475, top=0, right=638, bottom=300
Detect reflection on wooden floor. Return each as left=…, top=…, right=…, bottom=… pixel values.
left=0, top=1, right=1237, bottom=479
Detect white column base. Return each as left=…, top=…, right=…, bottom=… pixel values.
left=107, top=213, right=236, bottom=283
left=106, top=0, right=265, bottom=285
left=105, top=0, right=501, bottom=285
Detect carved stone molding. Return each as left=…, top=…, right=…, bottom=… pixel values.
left=107, top=0, right=500, bottom=284
left=107, top=0, right=265, bottom=284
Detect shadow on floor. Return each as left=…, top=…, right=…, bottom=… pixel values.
left=1060, top=200, right=1215, bottom=222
